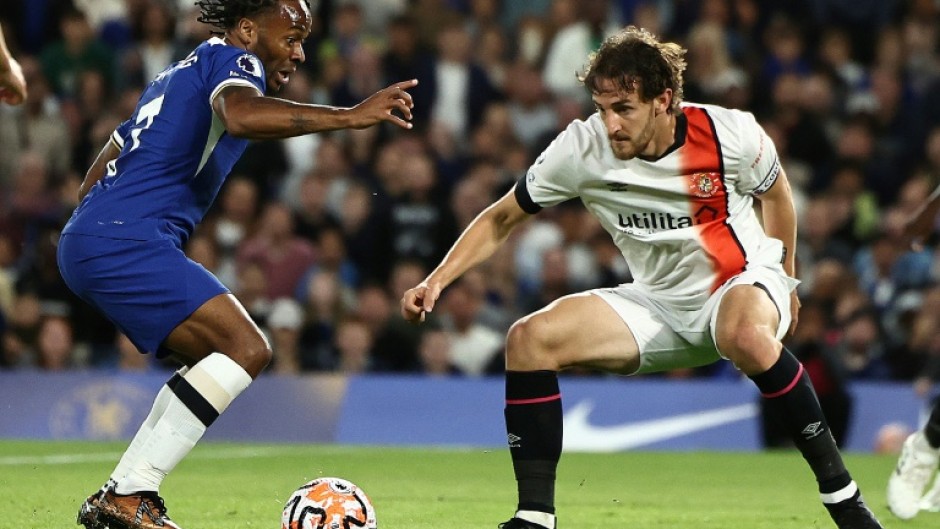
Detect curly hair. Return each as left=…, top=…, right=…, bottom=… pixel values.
left=196, top=0, right=312, bottom=32
left=579, top=26, right=687, bottom=113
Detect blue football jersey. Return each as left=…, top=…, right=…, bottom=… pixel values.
left=62, top=37, right=266, bottom=247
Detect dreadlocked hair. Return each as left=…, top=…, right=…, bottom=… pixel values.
left=578, top=26, right=686, bottom=113
left=196, top=0, right=311, bottom=32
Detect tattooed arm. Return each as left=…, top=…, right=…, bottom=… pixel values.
left=212, top=79, right=417, bottom=139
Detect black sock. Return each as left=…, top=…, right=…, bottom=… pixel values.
left=925, top=401, right=940, bottom=449
left=750, top=349, right=851, bottom=498
left=505, top=370, right=562, bottom=514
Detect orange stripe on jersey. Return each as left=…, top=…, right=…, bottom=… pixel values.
left=681, top=106, right=746, bottom=292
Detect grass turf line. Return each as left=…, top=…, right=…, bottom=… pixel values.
left=0, top=440, right=934, bottom=529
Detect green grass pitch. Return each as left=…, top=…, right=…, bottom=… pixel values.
left=1, top=440, right=935, bottom=528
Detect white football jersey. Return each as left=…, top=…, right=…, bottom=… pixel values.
left=518, top=102, right=786, bottom=309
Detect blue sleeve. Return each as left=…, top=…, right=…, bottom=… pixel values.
left=206, top=45, right=266, bottom=100
left=111, top=119, right=133, bottom=150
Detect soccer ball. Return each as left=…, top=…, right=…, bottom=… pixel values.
left=281, top=477, right=377, bottom=529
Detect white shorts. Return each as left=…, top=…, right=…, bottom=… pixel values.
left=591, top=266, right=799, bottom=375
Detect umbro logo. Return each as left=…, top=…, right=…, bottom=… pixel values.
left=606, top=182, right=630, bottom=192
left=507, top=433, right=521, bottom=447
left=801, top=421, right=824, bottom=439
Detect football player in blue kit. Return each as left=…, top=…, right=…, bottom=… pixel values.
left=63, top=2, right=416, bottom=529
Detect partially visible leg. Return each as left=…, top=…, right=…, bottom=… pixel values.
left=78, top=368, right=188, bottom=528
left=97, top=293, right=270, bottom=529
left=116, top=293, right=269, bottom=495
left=502, top=292, right=641, bottom=529
left=927, top=400, right=940, bottom=449
left=110, top=368, right=188, bottom=488
left=887, top=400, right=940, bottom=519
left=716, top=284, right=881, bottom=529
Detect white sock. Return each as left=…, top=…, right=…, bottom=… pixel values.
left=105, top=367, right=189, bottom=493
left=116, top=354, right=251, bottom=494
left=515, top=510, right=555, bottom=529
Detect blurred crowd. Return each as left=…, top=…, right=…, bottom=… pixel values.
left=0, top=0, right=939, bottom=386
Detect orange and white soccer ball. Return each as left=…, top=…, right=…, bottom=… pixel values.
left=281, top=477, right=377, bottom=529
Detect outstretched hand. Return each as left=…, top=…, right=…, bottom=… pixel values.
left=0, top=56, right=27, bottom=105
left=400, top=282, right=442, bottom=324
left=350, top=79, right=417, bottom=130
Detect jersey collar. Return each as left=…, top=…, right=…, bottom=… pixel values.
left=637, top=112, right=688, bottom=162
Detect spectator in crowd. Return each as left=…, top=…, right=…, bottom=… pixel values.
left=831, top=308, right=891, bottom=380
left=184, top=234, right=221, bottom=280
left=202, top=175, right=261, bottom=288
left=40, top=8, right=113, bottom=98
left=234, top=261, right=271, bottom=326
left=332, top=317, right=374, bottom=373
left=334, top=181, right=386, bottom=284
left=417, top=325, right=458, bottom=376
left=428, top=22, right=498, bottom=139
left=266, top=297, right=306, bottom=374
left=683, top=21, right=748, bottom=107
left=853, top=231, right=932, bottom=315
left=438, top=273, right=504, bottom=376
left=0, top=58, right=71, bottom=183
left=381, top=14, right=435, bottom=130
left=114, top=333, right=153, bottom=372
left=36, top=314, right=76, bottom=370
left=119, top=1, right=184, bottom=90
left=299, top=268, right=354, bottom=370
left=237, top=202, right=318, bottom=300
left=290, top=171, right=338, bottom=243
left=1, top=292, right=42, bottom=368
left=542, top=0, right=620, bottom=102
left=505, top=61, right=557, bottom=151
left=375, top=151, right=458, bottom=274
left=354, top=282, right=415, bottom=372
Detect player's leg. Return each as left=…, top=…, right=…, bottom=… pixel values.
left=96, top=294, right=270, bottom=529
left=58, top=234, right=199, bottom=529
left=888, top=399, right=940, bottom=519
left=714, top=283, right=882, bottom=529
left=500, top=291, right=642, bottom=529
left=78, top=367, right=189, bottom=528
left=116, top=292, right=269, bottom=491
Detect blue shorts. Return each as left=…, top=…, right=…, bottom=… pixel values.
left=57, top=233, right=229, bottom=357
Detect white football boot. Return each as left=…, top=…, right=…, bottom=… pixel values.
left=887, top=431, right=940, bottom=519
left=918, top=473, right=940, bottom=513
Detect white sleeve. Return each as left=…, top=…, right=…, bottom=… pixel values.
left=521, top=123, right=583, bottom=209
left=736, top=111, right=781, bottom=195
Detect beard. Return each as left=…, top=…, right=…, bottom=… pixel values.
left=608, top=107, right=656, bottom=160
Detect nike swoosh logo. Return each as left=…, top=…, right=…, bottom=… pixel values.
left=562, top=400, right=758, bottom=452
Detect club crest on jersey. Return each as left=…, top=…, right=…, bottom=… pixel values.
left=237, top=54, right=262, bottom=77
left=689, top=172, right=720, bottom=198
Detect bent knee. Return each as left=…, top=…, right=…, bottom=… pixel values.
left=505, top=316, right=562, bottom=371
left=227, top=335, right=273, bottom=377
left=718, top=322, right=779, bottom=373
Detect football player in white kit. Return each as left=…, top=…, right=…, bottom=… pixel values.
left=401, top=26, right=883, bottom=529
left=885, top=180, right=940, bottom=520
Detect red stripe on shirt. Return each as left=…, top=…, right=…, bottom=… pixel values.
left=681, top=106, right=746, bottom=292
